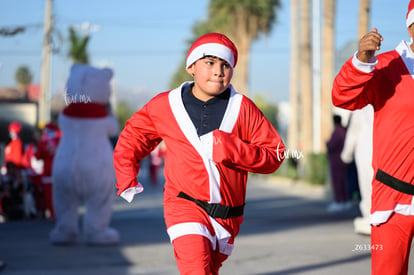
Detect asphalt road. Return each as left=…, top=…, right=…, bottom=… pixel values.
left=0, top=174, right=384, bottom=275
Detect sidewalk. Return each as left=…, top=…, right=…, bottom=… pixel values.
left=0, top=175, right=377, bottom=275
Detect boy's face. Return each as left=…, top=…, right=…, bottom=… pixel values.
left=186, top=56, right=233, bottom=101
left=407, top=23, right=414, bottom=39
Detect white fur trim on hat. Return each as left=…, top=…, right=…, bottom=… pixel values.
left=407, top=8, right=414, bottom=27
left=186, top=43, right=235, bottom=69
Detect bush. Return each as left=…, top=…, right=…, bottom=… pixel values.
left=304, top=153, right=328, bottom=185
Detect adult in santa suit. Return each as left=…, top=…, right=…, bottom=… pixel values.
left=51, top=64, right=120, bottom=245
left=332, top=2, right=414, bottom=274
left=114, top=33, right=285, bottom=274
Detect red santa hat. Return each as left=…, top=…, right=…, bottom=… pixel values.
left=407, top=0, right=414, bottom=27
left=186, top=33, right=238, bottom=69
left=8, top=121, right=21, bottom=134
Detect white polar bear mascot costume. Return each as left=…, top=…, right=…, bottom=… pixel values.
left=341, top=105, right=374, bottom=235
left=50, top=63, right=120, bottom=245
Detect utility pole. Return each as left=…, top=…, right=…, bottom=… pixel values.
left=312, top=0, right=321, bottom=153
left=289, top=0, right=299, bottom=152
left=321, top=0, right=336, bottom=153
left=39, top=0, right=53, bottom=128
left=299, top=0, right=313, bottom=154
left=358, top=0, right=371, bottom=39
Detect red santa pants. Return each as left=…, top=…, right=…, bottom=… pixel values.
left=371, top=213, right=414, bottom=275
left=172, top=234, right=228, bottom=275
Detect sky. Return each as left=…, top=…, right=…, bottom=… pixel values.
left=0, top=0, right=410, bottom=107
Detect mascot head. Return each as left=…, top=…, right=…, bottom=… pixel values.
left=65, top=63, right=113, bottom=105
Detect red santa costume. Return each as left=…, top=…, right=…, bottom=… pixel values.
left=148, top=143, right=165, bottom=185
left=4, top=121, right=23, bottom=168
left=1, top=121, right=23, bottom=213
left=35, top=123, right=61, bottom=219
left=332, top=3, right=414, bottom=274
left=114, top=33, right=285, bottom=274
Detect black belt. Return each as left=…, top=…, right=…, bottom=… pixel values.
left=177, top=192, right=244, bottom=219
left=376, top=169, right=414, bottom=195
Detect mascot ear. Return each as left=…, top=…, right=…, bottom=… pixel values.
left=66, top=64, right=113, bottom=104
left=66, top=63, right=87, bottom=96
left=82, top=65, right=113, bottom=104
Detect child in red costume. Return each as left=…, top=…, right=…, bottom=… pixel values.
left=332, top=2, right=414, bottom=274
left=35, top=123, right=61, bottom=219
left=3, top=121, right=23, bottom=168
left=114, top=33, right=285, bottom=274
left=1, top=121, right=23, bottom=214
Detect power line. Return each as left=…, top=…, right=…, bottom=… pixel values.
left=0, top=27, right=25, bottom=36
left=0, top=48, right=290, bottom=57
left=0, top=23, right=44, bottom=36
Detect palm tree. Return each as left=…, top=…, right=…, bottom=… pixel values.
left=289, top=0, right=299, bottom=151
left=15, top=65, right=33, bottom=97
left=171, top=0, right=282, bottom=93
left=170, top=21, right=214, bottom=88
left=207, top=0, right=281, bottom=94
left=68, top=26, right=89, bottom=64
left=320, top=0, right=336, bottom=152
left=299, top=0, right=313, bottom=154
left=358, top=0, right=371, bottom=39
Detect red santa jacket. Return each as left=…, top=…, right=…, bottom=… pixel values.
left=4, top=138, right=23, bottom=167
left=114, top=82, right=285, bottom=255
left=36, top=124, right=61, bottom=183
left=332, top=41, right=414, bottom=225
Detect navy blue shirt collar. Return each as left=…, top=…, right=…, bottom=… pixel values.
left=181, top=83, right=230, bottom=136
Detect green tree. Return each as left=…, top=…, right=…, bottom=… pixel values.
left=208, top=0, right=281, bottom=93
left=15, top=65, right=33, bottom=95
left=170, top=0, right=281, bottom=94
left=209, top=0, right=281, bottom=93
left=170, top=21, right=213, bottom=89
left=68, top=26, right=89, bottom=64
left=252, top=95, right=279, bottom=130
left=115, top=101, right=135, bottom=128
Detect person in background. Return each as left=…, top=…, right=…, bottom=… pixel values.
left=1, top=121, right=23, bottom=217
left=0, top=162, right=25, bottom=221
left=21, top=128, right=44, bottom=218
left=35, top=122, right=61, bottom=219
left=326, top=115, right=350, bottom=212
left=148, top=142, right=165, bottom=185
left=332, top=1, right=414, bottom=273
left=2, top=121, right=23, bottom=170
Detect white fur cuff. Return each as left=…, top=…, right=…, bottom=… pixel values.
left=120, top=183, right=144, bottom=203
left=352, top=51, right=378, bottom=73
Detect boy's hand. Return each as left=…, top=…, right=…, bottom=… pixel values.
left=357, top=28, right=383, bottom=63
left=212, top=130, right=237, bottom=164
